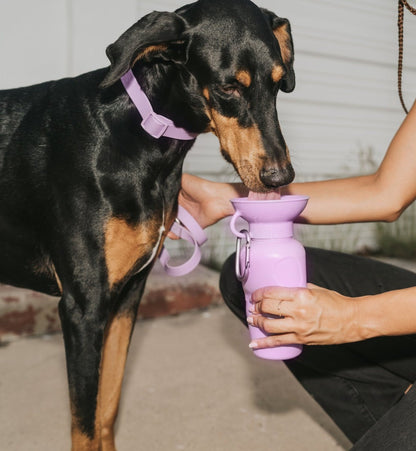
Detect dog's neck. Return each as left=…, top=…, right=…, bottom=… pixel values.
left=121, top=70, right=197, bottom=140
left=131, top=63, right=210, bottom=135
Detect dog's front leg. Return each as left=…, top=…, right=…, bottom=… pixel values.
left=58, top=255, right=149, bottom=450
left=98, top=276, right=147, bottom=451
left=54, top=205, right=162, bottom=449
left=97, top=314, right=134, bottom=451
left=54, top=227, right=115, bottom=451
left=59, top=287, right=110, bottom=451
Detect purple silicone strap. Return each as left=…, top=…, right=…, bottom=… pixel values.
left=159, top=206, right=208, bottom=277
left=120, top=70, right=197, bottom=140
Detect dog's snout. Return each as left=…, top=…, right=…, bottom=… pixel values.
left=260, top=164, right=295, bottom=188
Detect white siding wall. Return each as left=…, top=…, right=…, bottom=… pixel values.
left=1, top=1, right=416, bottom=261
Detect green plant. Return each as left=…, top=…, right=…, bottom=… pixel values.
left=374, top=204, right=416, bottom=259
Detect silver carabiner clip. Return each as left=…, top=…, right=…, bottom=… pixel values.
left=235, top=229, right=251, bottom=281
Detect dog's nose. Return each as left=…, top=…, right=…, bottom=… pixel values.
left=260, top=164, right=295, bottom=188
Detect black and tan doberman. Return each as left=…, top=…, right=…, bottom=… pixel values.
left=0, top=0, right=295, bottom=449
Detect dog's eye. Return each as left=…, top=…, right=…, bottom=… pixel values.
left=219, top=84, right=241, bottom=98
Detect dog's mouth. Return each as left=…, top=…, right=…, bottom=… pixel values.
left=247, top=189, right=281, bottom=200
left=233, top=159, right=294, bottom=194
left=224, top=153, right=292, bottom=194
left=209, top=108, right=295, bottom=193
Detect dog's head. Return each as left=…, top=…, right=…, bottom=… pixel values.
left=101, top=0, right=295, bottom=192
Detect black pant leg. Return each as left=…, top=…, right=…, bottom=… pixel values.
left=219, top=248, right=416, bottom=444
left=306, top=247, right=416, bottom=381
left=352, top=385, right=416, bottom=450
left=306, top=247, right=416, bottom=297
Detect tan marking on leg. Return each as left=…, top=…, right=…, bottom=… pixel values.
left=104, top=217, right=161, bottom=288
left=68, top=316, right=135, bottom=450
left=235, top=70, right=251, bottom=87
left=97, top=314, right=134, bottom=451
left=70, top=411, right=100, bottom=451
left=271, top=65, right=284, bottom=83
left=71, top=419, right=101, bottom=451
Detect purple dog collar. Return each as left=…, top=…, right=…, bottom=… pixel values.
left=159, top=206, right=208, bottom=277
left=120, top=69, right=197, bottom=140
left=120, top=70, right=204, bottom=274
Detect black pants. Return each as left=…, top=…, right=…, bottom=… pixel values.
left=220, top=248, right=416, bottom=450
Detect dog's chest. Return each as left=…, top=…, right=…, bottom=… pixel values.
left=104, top=208, right=175, bottom=288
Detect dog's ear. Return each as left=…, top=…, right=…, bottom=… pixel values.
left=261, top=9, right=295, bottom=93
left=100, top=11, right=188, bottom=88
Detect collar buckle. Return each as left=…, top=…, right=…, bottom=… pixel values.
left=141, top=111, right=171, bottom=139
left=120, top=69, right=197, bottom=141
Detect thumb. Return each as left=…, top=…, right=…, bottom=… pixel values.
left=167, top=231, right=179, bottom=240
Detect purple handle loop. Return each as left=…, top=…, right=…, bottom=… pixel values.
left=230, top=211, right=246, bottom=238
left=159, top=206, right=207, bottom=277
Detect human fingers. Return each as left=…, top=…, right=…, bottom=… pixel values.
left=247, top=314, right=296, bottom=335
left=250, top=286, right=360, bottom=347
left=249, top=298, right=291, bottom=318
left=251, top=286, right=299, bottom=304
left=251, top=286, right=308, bottom=318
left=248, top=332, right=301, bottom=349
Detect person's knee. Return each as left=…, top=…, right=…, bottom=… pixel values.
left=305, top=247, right=353, bottom=291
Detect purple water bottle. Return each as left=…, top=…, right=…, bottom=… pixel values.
left=230, top=195, right=309, bottom=360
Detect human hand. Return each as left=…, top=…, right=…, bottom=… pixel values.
left=247, top=284, right=363, bottom=348
left=168, top=174, right=245, bottom=238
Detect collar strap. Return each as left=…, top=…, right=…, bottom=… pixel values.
left=120, top=70, right=197, bottom=140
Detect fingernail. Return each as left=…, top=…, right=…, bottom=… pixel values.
left=249, top=341, right=258, bottom=349
left=247, top=316, right=254, bottom=325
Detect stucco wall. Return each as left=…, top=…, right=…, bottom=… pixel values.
left=1, top=0, right=416, bottom=259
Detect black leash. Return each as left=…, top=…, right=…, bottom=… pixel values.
left=398, top=0, right=416, bottom=114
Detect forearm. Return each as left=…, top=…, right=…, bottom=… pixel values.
left=223, top=174, right=391, bottom=225
left=281, top=173, right=395, bottom=225
left=356, top=287, right=416, bottom=339
left=183, top=100, right=416, bottom=227
left=283, top=100, right=416, bottom=225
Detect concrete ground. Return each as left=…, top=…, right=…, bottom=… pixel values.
left=4, top=256, right=414, bottom=451
left=0, top=303, right=351, bottom=451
